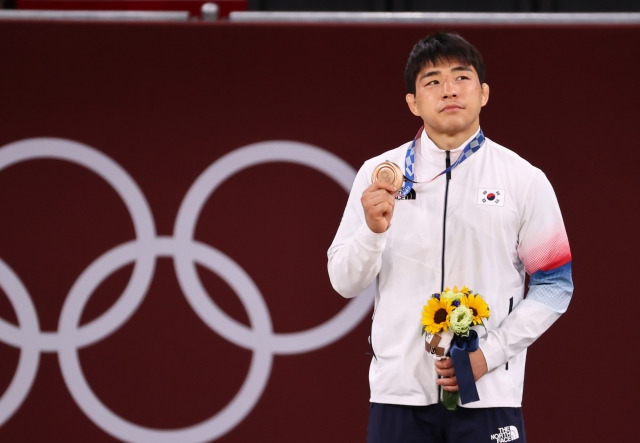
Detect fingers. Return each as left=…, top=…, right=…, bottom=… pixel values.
left=434, top=358, right=453, bottom=371
left=439, top=380, right=458, bottom=392
left=361, top=192, right=395, bottom=217
left=362, top=181, right=398, bottom=202
left=435, top=358, right=458, bottom=391
left=369, top=179, right=398, bottom=195
left=361, top=181, right=398, bottom=233
left=434, top=362, right=455, bottom=379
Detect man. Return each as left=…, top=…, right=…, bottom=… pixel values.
left=327, top=32, right=573, bottom=442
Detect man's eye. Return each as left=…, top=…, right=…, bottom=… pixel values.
left=426, top=80, right=439, bottom=86
left=456, top=75, right=469, bottom=81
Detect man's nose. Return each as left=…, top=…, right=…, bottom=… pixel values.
left=442, top=78, right=457, bottom=98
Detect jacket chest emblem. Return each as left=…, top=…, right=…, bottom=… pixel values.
left=477, top=188, right=505, bottom=206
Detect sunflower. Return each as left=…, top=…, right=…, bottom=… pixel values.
left=421, top=296, right=454, bottom=334
left=464, top=293, right=491, bottom=325
left=452, top=285, right=470, bottom=295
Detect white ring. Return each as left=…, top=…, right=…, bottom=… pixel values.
left=58, top=238, right=273, bottom=442
left=0, top=137, right=374, bottom=442
left=174, top=140, right=374, bottom=354
left=0, top=258, right=40, bottom=427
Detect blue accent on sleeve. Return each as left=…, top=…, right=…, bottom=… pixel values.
left=527, top=261, right=573, bottom=313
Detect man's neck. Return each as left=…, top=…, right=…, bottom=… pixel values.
left=427, top=126, right=480, bottom=151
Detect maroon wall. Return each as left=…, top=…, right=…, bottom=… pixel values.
left=0, top=19, right=638, bottom=442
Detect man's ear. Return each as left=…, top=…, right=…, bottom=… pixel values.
left=406, top=93, right=420, bottom=116
left=481, top=83, right=490, bottom=107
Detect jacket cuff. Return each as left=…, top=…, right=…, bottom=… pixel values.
left=479, top=334, right=508, bottom=373
left=355, top=222, right=388, bottom=251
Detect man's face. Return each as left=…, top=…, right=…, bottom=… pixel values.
left=406, top=59, right=489, bottom=144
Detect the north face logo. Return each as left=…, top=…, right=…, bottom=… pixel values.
left=490, top=425, right=520, bottom=442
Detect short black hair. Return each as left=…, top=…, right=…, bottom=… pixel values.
left=404, top=32, right=486, bottom=94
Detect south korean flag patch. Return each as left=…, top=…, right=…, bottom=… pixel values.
left=477, top=188, right=504, bottom=206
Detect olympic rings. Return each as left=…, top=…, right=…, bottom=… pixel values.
left=0, top=138, right=375, bottom=442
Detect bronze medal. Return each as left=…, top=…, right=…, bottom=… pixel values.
left=372, top=161, right=403, bottom=189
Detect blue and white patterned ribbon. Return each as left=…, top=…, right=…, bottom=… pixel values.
left=400, top=126, right=485, bottom=196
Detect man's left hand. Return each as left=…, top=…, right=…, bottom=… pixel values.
left=434, top=348, right=488, bottom=392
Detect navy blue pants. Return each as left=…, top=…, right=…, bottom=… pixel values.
left=367, top=403, right=526, bottom=443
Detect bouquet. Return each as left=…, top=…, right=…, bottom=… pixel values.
left=421, top=286, right=490, bottom=410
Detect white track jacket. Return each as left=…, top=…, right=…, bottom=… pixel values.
left=327, top=128, right=573, bottom=408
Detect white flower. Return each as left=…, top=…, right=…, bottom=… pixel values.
left=449, top=305, right=473, bottom=336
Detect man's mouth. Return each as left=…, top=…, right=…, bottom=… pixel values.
left=440, top=104, right=463, bottom=112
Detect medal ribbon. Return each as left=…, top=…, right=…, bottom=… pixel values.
left=400, top=126, right=485, bottom=196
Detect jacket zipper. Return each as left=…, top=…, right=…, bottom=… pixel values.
left=371, top=151, right=453, bottom=361
left=505, top=297, right=513, bottom=370
left=440, top=150, right=452, bottom=291
left=438, top=150, right=452, bottom=400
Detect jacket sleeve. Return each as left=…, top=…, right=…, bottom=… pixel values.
left=480, top=169, right=574, bottom=372
left=327, top=163, right=387, bottom=299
